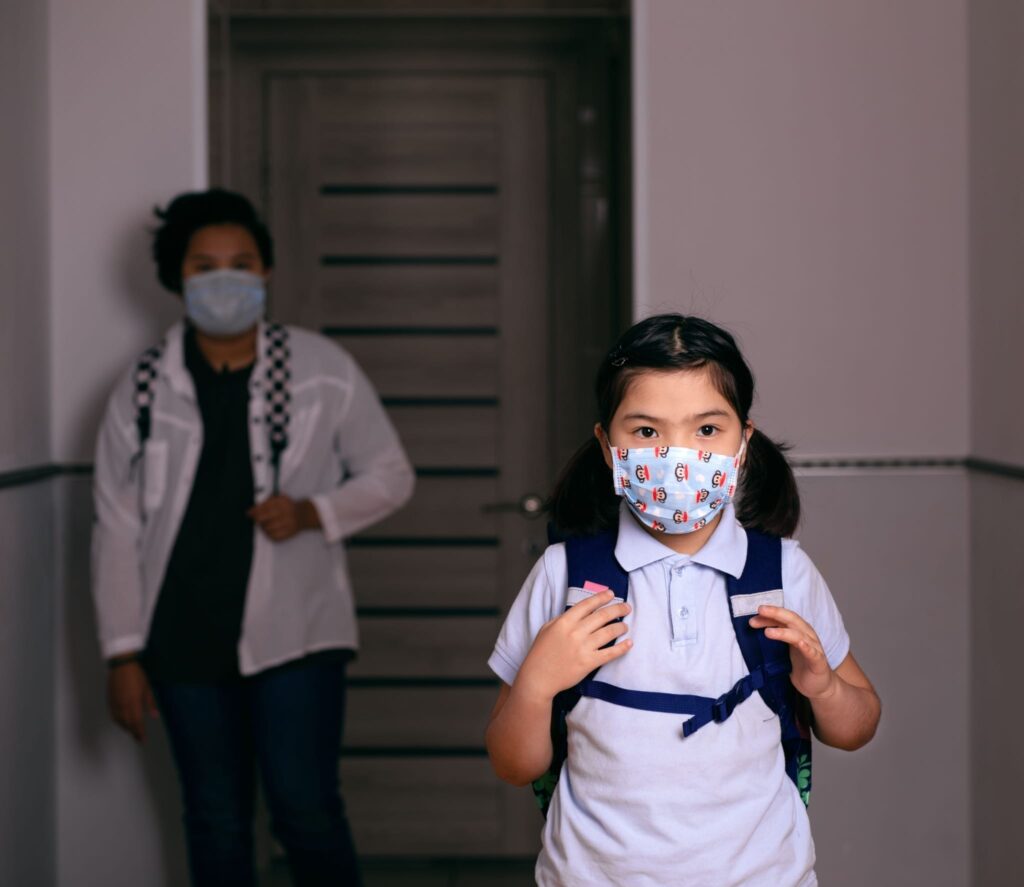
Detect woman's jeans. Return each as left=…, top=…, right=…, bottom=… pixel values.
left=152, top=656, right=361, bottom=887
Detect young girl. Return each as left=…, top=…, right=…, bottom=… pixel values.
left=486, top=314, right=880, bottom=886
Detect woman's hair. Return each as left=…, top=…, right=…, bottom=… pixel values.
left=151, top=188, right=274, bottom=293
left=549, top=313, right=801, bottom=538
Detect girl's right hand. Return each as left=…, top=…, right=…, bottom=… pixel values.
left=514, top=590, right=632, bottom=703
left=107, top=660, right=159, bottom=743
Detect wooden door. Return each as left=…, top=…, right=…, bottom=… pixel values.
left=215, top=14, right=629, bottom=858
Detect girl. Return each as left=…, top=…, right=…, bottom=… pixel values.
left=486, top=314, right=880, bottom=886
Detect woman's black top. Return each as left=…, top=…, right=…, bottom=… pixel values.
left=142, top=327, right=256, bottom=682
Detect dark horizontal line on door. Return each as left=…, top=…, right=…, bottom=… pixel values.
left=348, top=677, right=499, bottom=689
left=321, top=256, right=498, bottom=266
left=324, top=326, right=498, bottom=337
left=347, top=537, right=500, bottom=548
left=357, top=607, right=500, bottom=619
left=382, top=397, right=499, bottom=408
left=321, top=185, right=498, bottom=196
left=415, top=467, right=498, bottom=478
left=341, top=747, right=488, bottom=758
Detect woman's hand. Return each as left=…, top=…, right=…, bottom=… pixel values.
left=107, top=660, right=159, bottom=743
left=515, top=590, right=632, bottom=704
left=748, top=605, right=837, bottom=700
left=247, top=496, right=321, bottom=542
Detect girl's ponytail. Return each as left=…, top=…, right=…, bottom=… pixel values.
left=735, top=429, right=800, bottom=538
left=548, top=436, right=618, bottom=538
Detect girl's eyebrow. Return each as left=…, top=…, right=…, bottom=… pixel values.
left=621, top=409, right=731, bottom=423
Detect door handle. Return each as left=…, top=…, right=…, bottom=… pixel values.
left=482, top=493, right=546, bottom=518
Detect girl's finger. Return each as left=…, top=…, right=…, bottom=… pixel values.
left=597, top=638, right=633, bottom=662
left=757, top=605, right=815, bottom=635
left=583, top=601, right=630, bottom=629
left=748, top=616, right=785, bottom=630
left=566, top=590, right=618, bottom=620
left=590, top=622, right=629, bottom=648
left=763, top=626, right=817, bottom=652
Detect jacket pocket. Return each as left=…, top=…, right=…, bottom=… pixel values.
left=142, top=439, right=169, bottom=511
left=281, top=401, right=322, bottom=476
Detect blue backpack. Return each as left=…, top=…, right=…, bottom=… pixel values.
left=532, top=523, right=813, bottom=816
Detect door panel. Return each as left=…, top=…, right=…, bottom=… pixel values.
left=262, top=69, right=548, bottom=856
left=319, top=265, right=499, bottom=328
left=319, top=193, right=499, bottom=257
left=330, top=334, right=499, bottom=399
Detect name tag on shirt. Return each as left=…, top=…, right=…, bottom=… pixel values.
left=730, top=589, right=785, bottom=618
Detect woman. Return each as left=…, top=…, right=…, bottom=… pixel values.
left=91, top=188, right=414, bottom=886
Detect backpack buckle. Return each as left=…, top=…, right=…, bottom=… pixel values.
left=711, top=694, right=734, bottom=723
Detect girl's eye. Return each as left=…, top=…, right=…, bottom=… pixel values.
left=635, top=427, right=657, bottom=439
left=697, top=425, right=718, bottom=438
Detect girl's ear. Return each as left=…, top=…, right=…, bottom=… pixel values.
left=741, top=421, right=754, bottom=466
left=594, top=423, right=614, bottom=471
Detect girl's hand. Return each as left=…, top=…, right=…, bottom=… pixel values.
left=247, top=496, right=320, bottom=541
left=749, top=605, right=837, bottom=700
left=515, top=590, right=632, bottom=704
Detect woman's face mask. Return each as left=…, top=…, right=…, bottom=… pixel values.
left=183, top=269, right=266, bottom=337
left=610, top=440, right=745, bottom=534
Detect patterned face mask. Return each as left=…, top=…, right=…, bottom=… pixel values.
left=609, top=439, right=746, bottom=534
left=184, top=269, right=266, bottom=337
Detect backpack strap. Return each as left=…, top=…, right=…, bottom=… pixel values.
left=726, top=529, right=814, bottom=806
left=564, top=530, right=629, bottom=601
left=532, top=528, right=628, bottom=815
left=263, top=323, right=291, bottom=494
left=725, top=530, right=794, bottom=703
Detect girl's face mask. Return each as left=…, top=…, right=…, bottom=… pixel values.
left=609, top=439, right=745, bottom=534
left=183, top=269, right=266, bottom=337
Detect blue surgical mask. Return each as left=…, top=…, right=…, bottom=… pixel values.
left=183, top=269, right=266, bottom=336
left=610, top=440, right=746, bottom=534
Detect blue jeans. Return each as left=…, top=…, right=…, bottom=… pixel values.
left=152, top=655, right=361, bottom=887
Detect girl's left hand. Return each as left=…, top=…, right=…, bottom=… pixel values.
left=749, top=605, right=837, bottom=700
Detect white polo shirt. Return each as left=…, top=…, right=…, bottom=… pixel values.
left=489, top=503, right=850, bottom=887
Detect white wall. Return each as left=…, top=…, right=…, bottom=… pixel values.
left=968, top=1, right=1024, bottom=884
left=634, top=0, right=969, bottom=461
left=48, top=2, right=207, bottom=884
left=633, top=2, right=971, bottom=885
left=0, top=1, right=56, bottom=884
left=49, top=0, right=208, bottom=465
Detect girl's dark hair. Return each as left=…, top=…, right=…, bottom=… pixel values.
left=151, top=188, right=274, bottom=293
left=549, top=314, right=800, bottom=538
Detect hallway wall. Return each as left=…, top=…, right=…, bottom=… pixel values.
left=633, top=2, right=971, bottom=884
left=47, top=1, right=207, bottom=885
left=0, top=1, right=56, bottom=884
left=968, top=1, right=1024, bottom=883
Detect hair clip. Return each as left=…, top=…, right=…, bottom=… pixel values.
left=610, top=347, right=628, bottom=367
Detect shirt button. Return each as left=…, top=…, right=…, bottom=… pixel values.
left=679, top=607, right=690, bottom=619
left=674, top=566, right=685, bottom=575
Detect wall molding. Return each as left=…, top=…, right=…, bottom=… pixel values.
left=2, top=455, right=1023, bottom=493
